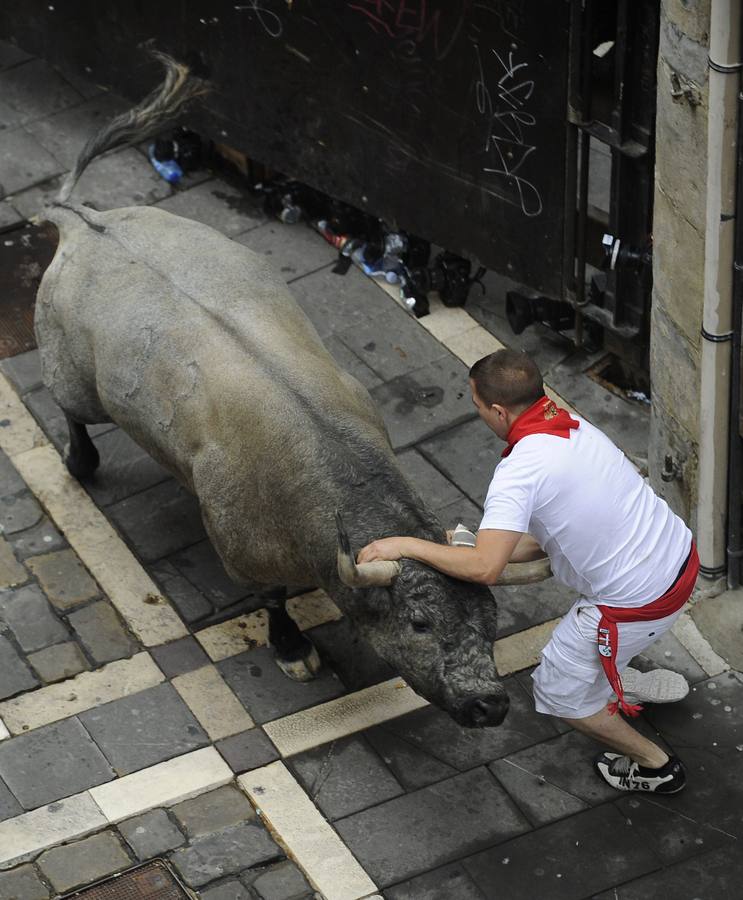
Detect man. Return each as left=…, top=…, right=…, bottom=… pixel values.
left=359, top=349, right=697, bottom=794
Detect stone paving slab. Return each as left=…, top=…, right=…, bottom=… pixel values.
left=335, top=308, right=452, bottom=383
left=154, top=177, right=267, bottom=237
left=0, top=38, right=32, bottom=70
left=591, top=843, right=742, bottom=899
left=37, top=829, right=131, bottom=894
left=0, top=717, right=114, bottom=810
left=169, top=820, right=280, bottom=887
left=10, top=146, right=172, bottom=220
left=288, top=265, right=381, bottom=340
left=166, top=540, right=250, bottom=612
left=79, top=682, right=209, bottom=776
left=0, top=632, right=40, bottom=701
left=334, top=767, right=530, bottom=888
left=0, top=862, right=50, bottom=900
left=9, top=515, right=67, bottom=561
left=0, top=583, right=69, bottom=652
left=67, top=600, right=138, bottom=664
left=290, top=735, right=404, bottom=821
left=323, top=334, right=384, bottom=390
left=418, top=417, right=502, bottom=506
left=107, top=477, right=206, bottom=563
left=461, top=803, right=661, bottom=900
left=235, top=221, right=337, bottom=281
left=0, top=58, right=82, bottom=127
left=215, top=728, right=280, bottom=776
left=118, top=808, right=186, bottom=860
left=368, top=355, right=476, bottom=450
left=26, top=640, right=88, bottom=684
left=27, top=548, right=99, bottom=609
left=85, top=427, right=171, bottom=508
left=23, top=92, right=128, bottom=169
left=219, top=646, right=345, bottom=725
left=0, top=127, right=62, bottom=197
left=0, top=350, right=43, bottom=395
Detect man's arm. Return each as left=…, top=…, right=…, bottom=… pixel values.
left=357, top=529, right=524, bottom=585
left=509, top=532, right=548, bottom=563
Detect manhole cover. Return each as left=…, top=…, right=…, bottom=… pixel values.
left=59, top=860, right=193, bottom=900
left=0, top=222, right=57, bottom=360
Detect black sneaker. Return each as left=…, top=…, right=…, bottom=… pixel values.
left=593, top=752, right=686, bottom=793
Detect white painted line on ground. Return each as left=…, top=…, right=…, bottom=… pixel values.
left=672, top=611, right=730, bottom=677
left=196, top=589, right=341, bottom=662
left=172, top=665, right=254, bottom=740
left=90, top=746, right=232, bottom=823
left=261, top=621, right=560, bottom=758
left=0, top=653, right=164, bottom=735
left=12, top=444, right=188, bottom=646
left=0, top=373, right=46, bottom=458
left=196, top=608, right=269, bottom=661
left=494, top=618, right=560, bottom=677
left=239, top=761, right=378, bottom=900
left=0, top=718, right=9, bottom=742
left=264, top=678, right=428, bottom=757
left=0, top=791, right=107, bottom=870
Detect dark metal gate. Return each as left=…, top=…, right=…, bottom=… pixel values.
left=0, top=0, right=659, bottom=368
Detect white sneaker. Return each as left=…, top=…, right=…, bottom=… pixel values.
left=594, top=752, right=686, bottom=793
left=620, top=667, right=689, bottom=705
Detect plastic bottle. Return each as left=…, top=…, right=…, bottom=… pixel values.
left=148, top=142, right=183, bottom=184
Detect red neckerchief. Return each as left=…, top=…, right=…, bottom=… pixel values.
left=598, top=542, right=699, bottom=717
left=501, top=395, right=580, bottom=458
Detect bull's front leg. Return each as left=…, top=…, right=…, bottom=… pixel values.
left=265, top=589, right=322, bottom=682
left=64, top=413, right=100, bottom=481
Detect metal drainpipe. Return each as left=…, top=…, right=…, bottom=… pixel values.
left=697, top=0, right=741, bottom=582
left=726, top=10, right=743, bottom=589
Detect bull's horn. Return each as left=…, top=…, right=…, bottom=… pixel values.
left=496, top=557, right=552, bottom=585
left=335, top=511, right=401, bottom=588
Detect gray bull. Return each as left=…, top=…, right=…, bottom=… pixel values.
left=35, top=54, right=548, bottom=728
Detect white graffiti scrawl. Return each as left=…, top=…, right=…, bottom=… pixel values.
left=473, top=43, right=543, bottom=218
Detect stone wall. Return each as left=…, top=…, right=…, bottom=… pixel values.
left=649, top=0, right=711, bottom=529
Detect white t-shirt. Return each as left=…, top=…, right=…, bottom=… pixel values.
left=479, top=417, right=692, bottom=607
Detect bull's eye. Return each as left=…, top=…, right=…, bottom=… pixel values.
left=410, top=616, right=431, bottom=633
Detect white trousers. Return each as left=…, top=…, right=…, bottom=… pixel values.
left=531, top=599, right=685, bottom=719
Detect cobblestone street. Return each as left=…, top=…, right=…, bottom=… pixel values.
left=0, top=39, right=741, bottom=900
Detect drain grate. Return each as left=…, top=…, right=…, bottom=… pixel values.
left=59, top=860, right=193, bottom=900
left=0, top=222, right=57, bottom=360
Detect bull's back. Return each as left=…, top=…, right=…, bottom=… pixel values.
left=38, top=204, right=386, bottom=485
left=37, top=204, right=394, bottom=584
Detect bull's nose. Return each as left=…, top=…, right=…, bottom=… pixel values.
left=464, top=694, right=509, bottom=728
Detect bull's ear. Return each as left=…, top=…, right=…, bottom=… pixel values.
left=335, top=511, right=401, bottom=588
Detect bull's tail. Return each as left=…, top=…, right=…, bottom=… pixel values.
left=56, top=49, right=209, bottom=205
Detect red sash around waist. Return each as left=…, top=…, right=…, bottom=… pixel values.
left=597, top=541, right=699, bottom=717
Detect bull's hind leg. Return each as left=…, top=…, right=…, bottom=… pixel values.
left=265, top=589, right=321, bottom=682
left=64, top=413, right=100, bottom=481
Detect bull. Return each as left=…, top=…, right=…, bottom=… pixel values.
left=34, top=53, right=549, bottom=728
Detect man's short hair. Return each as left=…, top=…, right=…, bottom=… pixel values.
left=469, top=349, right=544, bottom=410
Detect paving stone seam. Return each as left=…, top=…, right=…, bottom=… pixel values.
left=414, top=440, right=485, bottom=511
left=0, top=747, right=233, bottom=869
left=238, top=762, right=378, bottom=900
left=0, top=372, right=188, bottom=645
left=367, top=274, right=582, bottom=418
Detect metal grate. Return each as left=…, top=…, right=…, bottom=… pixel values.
left=59, top=860, right=193, bottom=900
left=0, top=223, right=56, bottom=360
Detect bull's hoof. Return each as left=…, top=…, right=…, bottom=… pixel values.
left=64, top=445, right=100, bottom=482
left=275, top=645, right=322, bottom=682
